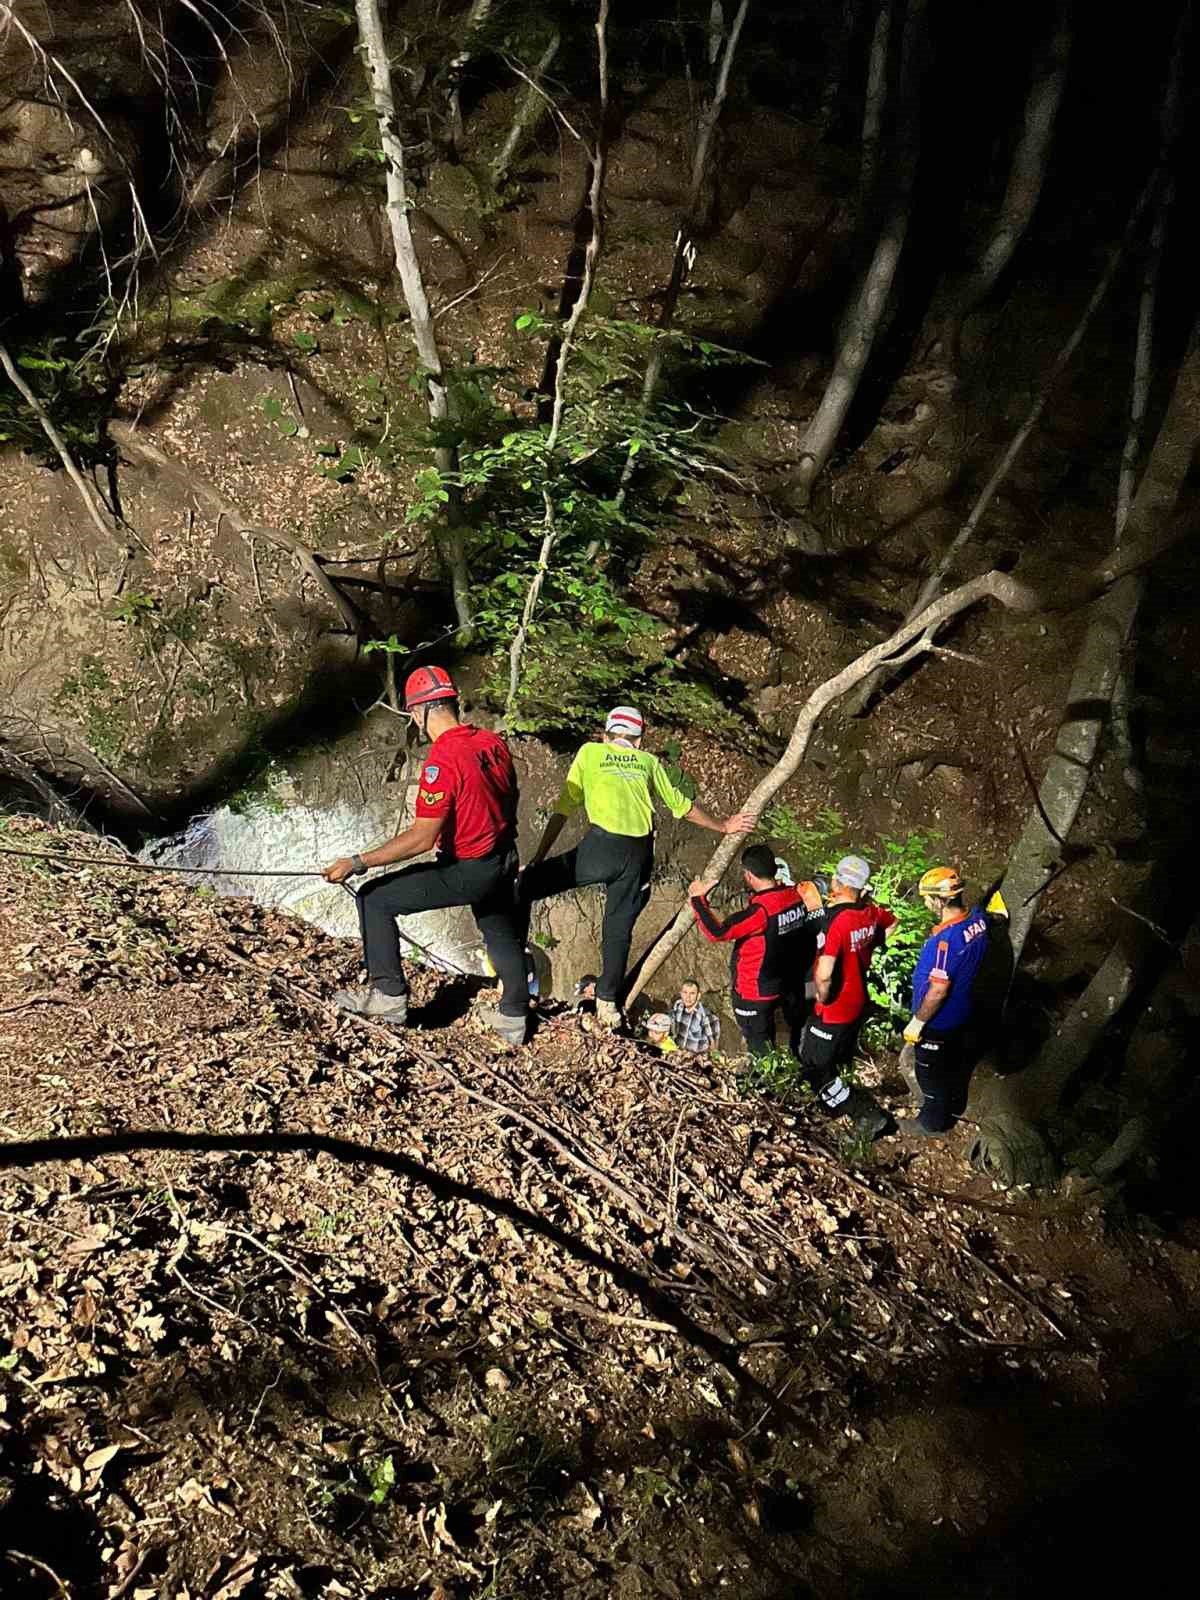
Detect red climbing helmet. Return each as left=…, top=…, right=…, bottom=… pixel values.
left=403, top=665, right=458, bottom=709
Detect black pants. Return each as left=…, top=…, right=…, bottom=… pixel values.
left=781, top=985, right=811, bottom=1057
left=733, top=993, right=777, bottom=1058
left=797, top=1016, right=863, bottom=1111
left=521, top=826, right=652, bottom=1003
left=356, top=849, right=526, bottom=1018
left=914, top=1029, right=977, bottom=1132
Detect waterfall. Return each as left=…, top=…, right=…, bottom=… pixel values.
left=140, top=799, right=489, bottom=976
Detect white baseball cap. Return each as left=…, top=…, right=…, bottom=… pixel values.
left=605, top=705, right=644, bottom=738
left=835, top=854, right=871, bottom=890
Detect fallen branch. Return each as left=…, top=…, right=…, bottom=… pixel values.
left=4, top=1550, right=70, bottom=1598
left=625, top=526, right=1193, bottom=1005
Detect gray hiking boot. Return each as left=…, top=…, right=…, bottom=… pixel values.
left=595, top=999, right=622, bottom=1032
left=845, top=1089, right=896, bottom=1142
left=900, top=1117, right=942, bottom=1140
left=332, top=985, right=408, bottom=1024
left=476, top=1005, right=527, bottom=1047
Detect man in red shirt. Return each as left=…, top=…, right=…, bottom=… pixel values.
left=797, top=855, right=896, bottom=1139
left=690, top=843, right=821, bottom=1057
left=322, top=666, right=527, bottom=1045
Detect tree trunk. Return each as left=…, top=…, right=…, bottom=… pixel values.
left=601, top=0, right=749, bottom=526
left=707, top=0, right=725, bottom=64
left=854, top=11, right=1190, bottom=717
left=844, top=168, right=1158, bottom=718
left=491, top=27, right=563, bottom=185
left=447, top=0, right=495, bottom=149
left=1110, top=8, right=1188, bottom=780
left=354, top=0, right=472, bottom=632
left=503, top=0, right=610, bottom=726
left=998, top=320, right=1200, bottom=967
left=969, top=855, right=1181, bottom=1188
left=792, top=0, right=925, bottom=507
left=937, top=0, right=1071, bottom=355
left=859, top=0, right=892, bottom=205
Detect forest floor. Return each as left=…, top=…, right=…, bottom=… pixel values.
left=2, top=819, right=1199, bottom=1600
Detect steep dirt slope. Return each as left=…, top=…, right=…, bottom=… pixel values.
left=2, top=819, right=1199, bottom=1598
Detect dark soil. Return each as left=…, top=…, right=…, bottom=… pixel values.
left=3, top=819, right=1199, bottom=1599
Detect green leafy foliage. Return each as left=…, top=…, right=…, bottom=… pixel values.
left=764, top=812, right=945, bottom=1046
left=858, top=833, right=947, bottom=1042
left=250, top=285, right=763, bottom=732
left=366, top=1453, right=396, bottom=1505
left=736, top=1046, right=814, bottom=1105
left=0, top=338, right=109, bottom=464
left=761, top=803, right=844, bottom=865
left=56, top=655, right=130, bottom=763
left=109, top=591, right=158, bottom=626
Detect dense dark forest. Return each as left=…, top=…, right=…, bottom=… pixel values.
left=1, top=2, right=1198, bottom=1595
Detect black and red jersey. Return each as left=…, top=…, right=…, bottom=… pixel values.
left=691, top=884, right=819, bottom=1001
left=814, top=899, right=896, bottom=1025
left=414, top=724, right=518, bottom=862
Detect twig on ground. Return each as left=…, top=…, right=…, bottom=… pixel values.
left=5, top=1549, right=70, bottom=1597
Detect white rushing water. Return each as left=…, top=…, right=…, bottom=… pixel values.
left=140, top=799, right=490, bottom=975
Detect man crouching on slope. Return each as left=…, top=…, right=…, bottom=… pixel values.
left=322, top=666, right=528, bottom=1046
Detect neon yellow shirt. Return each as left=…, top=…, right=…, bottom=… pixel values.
left=554, top=741, right=693, bottom=838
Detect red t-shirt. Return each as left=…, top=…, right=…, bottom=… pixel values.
left=814, top=900, right=897, bottom=1025
left=414, top=725, right=517, bottom=861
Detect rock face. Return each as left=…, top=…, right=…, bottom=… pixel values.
left=140, top=731, right=749, bottom=1024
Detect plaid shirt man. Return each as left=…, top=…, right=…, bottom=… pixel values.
left=670, top=997, right=719, bottom=1054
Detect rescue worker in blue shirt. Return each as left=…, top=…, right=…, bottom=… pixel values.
left=900, top=866, right=989, bottom=1137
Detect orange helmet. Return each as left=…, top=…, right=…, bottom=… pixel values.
left=404, top=665, right=457, bottom=709
left=918, top=865, right=963, bottom=898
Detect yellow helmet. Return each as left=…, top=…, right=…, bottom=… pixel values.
left=918, top=865, right=963, bottom=898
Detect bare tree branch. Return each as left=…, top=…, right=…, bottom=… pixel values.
left=503, top=0, right=611, bottom=726
left=624, top=518, right=1195, bottom=1006
left=0, top=337, right=122, bottom=552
